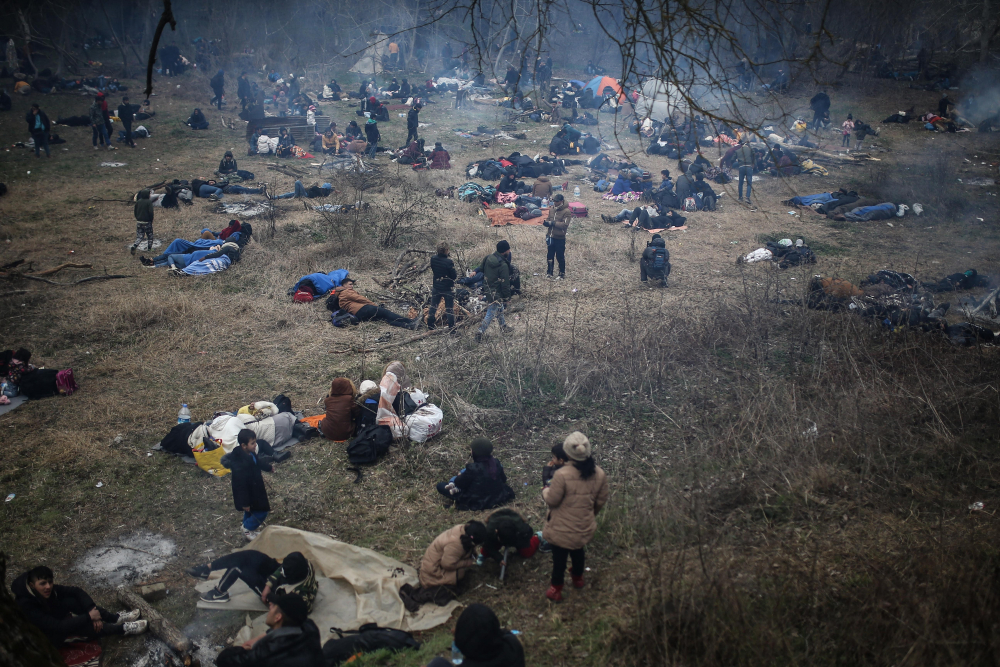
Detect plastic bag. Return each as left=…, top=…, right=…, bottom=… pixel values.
left=404, top=404, right=443, bottom=443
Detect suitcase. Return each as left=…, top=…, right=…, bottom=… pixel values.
left=568, top=202, right=588, bottom=217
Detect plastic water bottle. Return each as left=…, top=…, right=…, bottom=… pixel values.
left=573, top=185, right=581, bottom=197
left=177, top=404, right=191, bottom=424
left=541, top=197, right=548, bottom=208
left=451, top=641, right=464, bottom=665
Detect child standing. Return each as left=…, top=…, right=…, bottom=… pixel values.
left=841, top=114, right=854, bottom=148
left=220, top=429, right=273, bottom=541
left=131, top=189, right=154, bottom=255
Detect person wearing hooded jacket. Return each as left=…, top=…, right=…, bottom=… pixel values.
left=215, top=593, right=324, bottom=667
left=190, top=550, right=318, bottom=609
left=398, top=521, right=488, bottom=611
left=437, top=437, right=516, bottom=511
left=476, top=240, right=513, bottom=342
left=406, top=103, right=421, bottom=144
left=25, top=103, right=51, bottom=157
left=640, top=234, right=670, bottom=286
left=542, top=431, right=609, bottom=602
left=131, top=189, right=155, bottom=255
left=364, top=119, right=381, bottom=158
left=426, top=603, right=525, bottom=667
left=543, top=193, right=571, bottom=279
left=220, top=429, right=273, bottom=541
left=12, top=565, right=146, bottom=647
left=210, top=69, right=225, bottom=110
left=429, top=142, right=451, bottom=169
left=320, top=377, right=358, bottom=441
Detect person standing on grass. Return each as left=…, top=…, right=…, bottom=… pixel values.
left=406, top=102, right=421, bottom=145
left=210, top=69, right=225, bottom=110
left=428, top=241, right=456, bottom=330
left=543, top=193, right=571, bottom=279
left=25, top=103, right=50, bottom=158
left=735, top=139, right=755, bottom=203
left=475, top=240, right=513, bottom=343
left=841, top=114, right=854, bottom=148
left=542, top=431, right=609, bottom=602
left=117, top=96, right=139, bottom=148
left=220, top=429, right=273, bottom=541
left=364, top=118, right=380, bottom=158
left=90, top=96, right=111, bottom=150
left=130, top=189, right=155, bottom=255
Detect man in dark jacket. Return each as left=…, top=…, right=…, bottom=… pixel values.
left=475, top=240, right=513, bottom=342
left=220, top=429, right=273, bottom=541
left=215, top=593, right=324, bottom=667
left=237, top=73, right=253, bottom=111
left=692, top=173, right=717, bottom=210
left=25, top=104, right=51, bottom=157
left=13, top=566, right=146, bottom=647
left=428, top=241, right=457, bottom=330
left=735, top=140, right=756, bottom=203
left=405, top=103, right=421, bottom=144
left=117, top=96, right=140, bottom=148
left=131, top=189, right=155, bottom=254
left=543, top=193, right=571, bottom=278
left=809, top=90, right=831, bottom=130
left=364, top=119, right=380, bottom=158
left=210, top=69, right=226, bottom=110
left=427, top=604, right=525, bottom=667
left=640, top=234, right=670, bottom=287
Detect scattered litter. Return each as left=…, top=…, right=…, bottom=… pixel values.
left=5, top=493, right=14, bottom=502
left=73, top=531, right=177, bottom=586
left=217, top=201, right=273, bottom=218
left=100, top=162, right=127, bottom=167
left=801, top=421, right=818, bottom=437
left=887, top=222, right=893, bottom=227
left=147, top=452, right=152, bottom=457
left=125, top=239, right=162, bottom=250
left=96, top=482, right=103, bottom=487
left=970, top=502, right=985, bottom=511
left=113, top=434, right=124, bottom=444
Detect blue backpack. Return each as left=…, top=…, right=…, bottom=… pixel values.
left=652, top=248, right=668, bottom=272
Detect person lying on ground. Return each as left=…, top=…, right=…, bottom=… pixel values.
left=425, top=603, right=526, bottom=667
left=641, top=234, right=671, bottom=287
left=332, top=277, right=417, bottom=329
left=142, top=246, right=219, bottom=268
left=398, top=521, right=488, bottom=611
left=13, top=565, right=146, bottom=647
left=192, top=550, right=317, bottom=609
left=273, top=180, right=332, bottom=199
left=142, top=228, right=249, bottom=265
left=437, top=437, right=516, bottom=511
left=606, top=205, right=686, bottom=230
left=7, top=349, right=75, bottom=399
left=221, top=429, right=273, bottom=541
left=214, top=593, right=324, bottom=667
left=320, top=377, right=358, bottom=441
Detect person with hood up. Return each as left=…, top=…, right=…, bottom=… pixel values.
left=406, top=102, right=421, bottom=144
left=532, top=176, right=552, bottom=198
left=398, top=521, right=488, bottom=611
left=218, top=150, right=238, bottom=175
left=428, top=241, right=457, bottom=330
left=429, top=142, right=451, bottom=169
left=25, top=103, right=51, bottom=157
left=210, top=69, right=225, bottom=110
left=426, top=603, right=526, bottom=667
left=320, top=377, right=358, bottom=441
left=364, top=118, right=380, bottom=158
left=220, top=429, right=273, bottom=541
left=12, top=565, right=146, bottom=647
left=542, top=431, right=609, bottom=602
left=130, top=189, right=155, bottom=255
left=192, top=550, right=318, bottom=610
left=437, top=437, right=516, bottom=510
left=475, top=240, right=513, bottom=342
left=543, top=193, right=571, bottom=279
left=215, top=593, right=324, bottom=667
left=640, top=234, right=670, bottom=286
left=186, top=108, right=209, bottom=130
left=237, top=72, right=252, bottom=111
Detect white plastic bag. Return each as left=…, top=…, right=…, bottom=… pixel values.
left=407, top=389, right=429, bottom=408
left=404, top=404, right=443, bottom=443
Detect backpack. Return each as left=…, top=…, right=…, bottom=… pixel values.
left=652, top=248, right=668, bottom=272
left=271, top=394, right=292, bottom=413
left=683, top=197, right=697, bottom=212
left=330, top=310, right=360, bottom=327
left=346, top=425, right=392, bottom=465
left=323, top=624, right=421, bottom=665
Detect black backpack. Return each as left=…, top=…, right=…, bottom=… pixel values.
left=652, top=248, right=668, bottom=272
left=323, top=623, right=420, bottom=665
left=271, top=394, right=292, bottom=413
left=346, top=425, right=392, bottom=465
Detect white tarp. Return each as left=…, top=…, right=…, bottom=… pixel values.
left=195, top=526, right=460, bottom=641
left=348, top=33, right=390, bottom=74
left=634, top=78, right=683, bottom=120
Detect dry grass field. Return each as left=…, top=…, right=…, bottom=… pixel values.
left=2, top=66, right=1000, bottom=666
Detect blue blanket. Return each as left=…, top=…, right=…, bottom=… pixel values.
left=293, top=269, right=349, bottom=295
left=844, top=202, right=897, bottom=221
left=182, top=255, right=232, bottom=275
left=789, top=192, right=834, bottom=206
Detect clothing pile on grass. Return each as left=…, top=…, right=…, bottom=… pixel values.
left=155, top=397, right=320, bottom=476
left=465, top=153, right=576, bottom=181
left=738, top=238, right=816, bottom=269
left=806, top=269, right=997, bottom=346
left=1, top=350, right=78, bottom=417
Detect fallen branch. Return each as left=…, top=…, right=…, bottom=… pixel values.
left=20, top=274, right=130, bottom=286
left=116, top=585, right=192, bottom=656
left=87, top=197, right=134, bottom=203
left=0, top=259, right=25, bottom=270
left=970, top=285, right=1000, bottom=316
left=0, top=263, right=93, bottom=278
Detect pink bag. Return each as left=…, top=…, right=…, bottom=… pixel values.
left=56, top=369, right=79, bottom=396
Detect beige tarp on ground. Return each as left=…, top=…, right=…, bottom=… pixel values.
left=195, top=526, right=460, bottom=641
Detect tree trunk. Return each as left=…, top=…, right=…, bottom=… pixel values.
left=100, top=2, right=130, bottom=78
left=981, top=0, right=998, bottom=64
left=116, top=586, right=193, bottom=656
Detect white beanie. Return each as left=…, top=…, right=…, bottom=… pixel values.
left=359, top=380, right=378, bottom=393
left=563, top=431, right=592, bottom=461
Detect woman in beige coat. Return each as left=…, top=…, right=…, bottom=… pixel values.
left=542, top=432, right=609, bottom=602
left=399, top=521, right=488, bottom=612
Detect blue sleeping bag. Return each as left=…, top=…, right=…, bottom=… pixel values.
left=843, top=202, right=897, bottom=221
left=293, top=269, right=349, bottom=295
left=789, top=192, right=834, bottom=206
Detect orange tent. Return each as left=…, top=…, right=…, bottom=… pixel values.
left=583, top=76, right=625, bottom=103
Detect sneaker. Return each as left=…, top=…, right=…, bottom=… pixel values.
left=94, top=146, right=100, bottom=150
left=243, top=526, right=260, bottom=541
left=130, top=244, right=137, bottom=255
left=186, top=564, right=211, bottom=579
left=117, top=609, right=141, bottom=623
left=536, top=532, right=552, bottom=553
left=555, top=275, right=564, bottom=280
left=200, top=588, right=230, bottom=603
left=122, top=620, right=148, bottom=635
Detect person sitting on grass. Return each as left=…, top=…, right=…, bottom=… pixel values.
left=640, top=234, right=671, bottom=287
left=425, top=603, right=525, bottom=667
left=186, top=108, right=209, bottom=130
left=331, top=277, right=416, bottom=329
left=220, top=429, right=273, bottom=541
left=319, top=377, right=359, bottom=441
left=191, top=551, right=317, bottom=610
left=214, top=593, right=324, bottom=667
left=398, top=521, right=488, bottom=612
left=13, top=566, right=147, bottom=647
left=218, top=150, right=238, bottom=175
left=437, top=437, right=516, bottom=510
